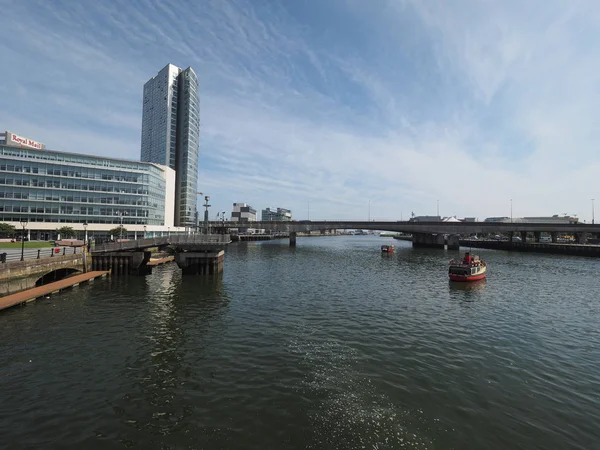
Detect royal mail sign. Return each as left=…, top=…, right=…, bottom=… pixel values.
left=6, top=131, right=45, bottom=149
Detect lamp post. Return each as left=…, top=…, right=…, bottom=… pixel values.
left=20, top=218, right=28, bottom=261
left=510, top=199, right=513, bottom=223
left=203, top=195, right=211, bottom=234
left=592, top=199, right=595, bottom=225
left=437, top=199, right=439, bottom=220
left=143, top=225, right=147, bottom=239
left=83, top=222, right=88, bottom=242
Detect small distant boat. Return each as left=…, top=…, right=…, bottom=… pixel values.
left=381, top=244, right=395, bottom=253
left=448, top=252, right=486, bottom=281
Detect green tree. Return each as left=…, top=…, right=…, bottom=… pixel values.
left=57, top=226, right=76, bottom=239
left=0, top=223, right=16, bottom=237
left=109, top=226, right=127, bottom=238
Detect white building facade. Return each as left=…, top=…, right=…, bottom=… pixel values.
left=0, top=143, right=181, bottom=240
left=262, top=207, right=292, bottom=221
left=231, top=203, right=257, bottom=222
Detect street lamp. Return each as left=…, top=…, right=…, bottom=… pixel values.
left=20, top=218, right=28, bottom=261
left=592, top=199, right=595, bottom=225
left=83, top=222, right=88, bottom=242
left=437, top=199, right=439, bottom=219
left=203, top=195, right=211, bottom=234
left=510, top=199, right=513, bottom=223
left=116, top=211, right=128, bottom=240
left=143, top=225, right=147, bottom=239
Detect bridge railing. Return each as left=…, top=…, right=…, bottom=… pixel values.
left=92, top=234, right=231, bottom=253
left=0, top=246, right=82, bottom=263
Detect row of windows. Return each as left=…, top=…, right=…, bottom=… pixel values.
left=0, top=192, right=159, bottom=206
left=0, top=147, right=157, bottom=172
left=0, top=205, right=151, bottom=216
left=0, top=178, right=154, bottom=195
left=0, top=164, right=146, bottom=183
left=0, top=215, right=162, bottom=225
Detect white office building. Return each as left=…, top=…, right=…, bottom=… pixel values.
left=231, top=203, right=257, bottom=222
left=262, top=207, right=292, bottom=221
left=140, top=63, right=199, bottom=228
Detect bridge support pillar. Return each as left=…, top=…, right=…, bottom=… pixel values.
left=551, top=232, right=558, bottom=243
left=520, top=231, right=528, bottom=243
left=446, top=234, right=460, bottom=250
left=175, top=250, right=224, bottom=275
left=290, top=232, right=297, bottom=247
left=412, top=233, right=444, bottom=249
left=576, top=232, right=589, bottom=244
left=534, top=232, right=541, bottom=243
left=91, top=251, right=151, bottom=276
left=508, top=231, right=514, bottom=242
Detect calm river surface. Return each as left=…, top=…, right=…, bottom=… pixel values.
left=1, top=236, right=599, bottom=450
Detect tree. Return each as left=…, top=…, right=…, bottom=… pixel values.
left=109, top=226, right=127, bottom=238
left=0, top=223, right=16, bottom=238
left=57, top=226, right=76, bottom=239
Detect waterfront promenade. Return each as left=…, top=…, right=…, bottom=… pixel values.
left=0, top=270, right=108, bottom=312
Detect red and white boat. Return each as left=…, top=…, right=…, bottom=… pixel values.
left=381, top=244, right=395, bottom=253
left=448, top=252, right=486, bottom=282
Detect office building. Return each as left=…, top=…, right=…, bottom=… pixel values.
left=262, top=207, right=292, bottom=221
left=0, top=143, right=177, bottom=240
left=231, top=203, right=256, bottom=222
left=140, top=63, right=199, bottom=228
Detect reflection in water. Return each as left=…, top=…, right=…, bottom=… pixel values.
left=111, top=266, right=230, bottom=445
left=449, top=279, right=487, bottom=292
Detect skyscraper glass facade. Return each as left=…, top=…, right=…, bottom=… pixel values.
left=141, top=64, right=200, bottom=227
left=0, top=145, right=169, bottom=225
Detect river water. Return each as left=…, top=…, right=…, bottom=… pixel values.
left=1, top=236, right=599, bottom=450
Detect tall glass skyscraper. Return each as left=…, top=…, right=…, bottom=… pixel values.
left=141, top=64, right=199, bottom=227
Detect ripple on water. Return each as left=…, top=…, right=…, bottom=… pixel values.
left=287, top=330, right=438, bottom=450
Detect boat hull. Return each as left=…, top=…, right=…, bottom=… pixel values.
left=449, top=272, right=486, bottom=282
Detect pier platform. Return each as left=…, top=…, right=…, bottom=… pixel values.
left=148, top=256, right=174, bottom=266
left=0, top=271, right=109, bottom=312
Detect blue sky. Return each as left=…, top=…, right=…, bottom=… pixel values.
left=1, top=0, right=599, bottom=221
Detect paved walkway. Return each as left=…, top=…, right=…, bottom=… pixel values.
left=0, top=271, right=109, bottom=312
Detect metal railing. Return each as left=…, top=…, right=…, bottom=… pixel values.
left=0, top=246, right=82, bottom=263
left=92, top=234, right=231, bottom=252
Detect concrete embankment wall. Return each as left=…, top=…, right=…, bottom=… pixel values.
left=459, top=240, right=600, bottom=257
left=0, top=254, right=85, bottom=296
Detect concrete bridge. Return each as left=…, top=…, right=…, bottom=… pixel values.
left=91, top=234, right=231, bottom=275
left=216, top=220, right=600, bottom=248
left=0, top=253, right=86, bottom=296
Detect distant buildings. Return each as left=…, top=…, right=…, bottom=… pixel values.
left=262, top=207, right=292, bottom=221
left=484, top=215, right=578, bottom=224
left=231, top=203, right=257, bottom=222
left=140, top=63, right=199, bottom=227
